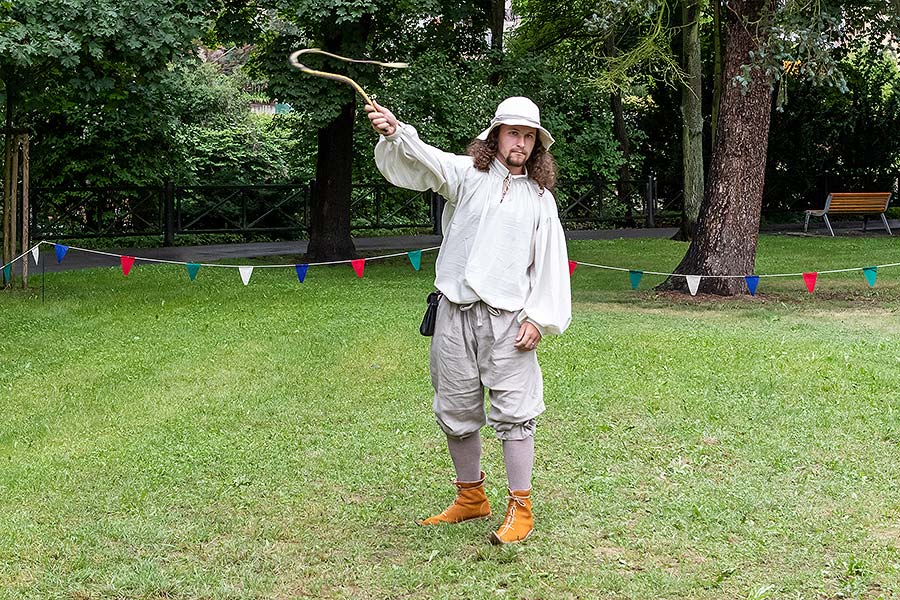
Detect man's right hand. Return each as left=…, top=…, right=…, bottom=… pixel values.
left=365, top=101, right=398, bottom=136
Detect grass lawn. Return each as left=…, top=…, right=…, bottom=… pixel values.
left=1, top=235, right=899, bottom=599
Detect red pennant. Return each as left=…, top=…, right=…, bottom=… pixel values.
left=568, top=260, right=577, bottom=276
left=121, top=255, right=135, bottom=276
left=351, top=258, right=365, bottom=278
left=802, top=272, right=817, bottom=293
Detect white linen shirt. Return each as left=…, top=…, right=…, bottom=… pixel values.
left=375, top=123, right=571, bottom=335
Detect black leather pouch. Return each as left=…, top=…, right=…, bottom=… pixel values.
left=420, top=291, right=443, bottom=336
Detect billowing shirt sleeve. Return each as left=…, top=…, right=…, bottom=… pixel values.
left=518, top=195, right=572, bottom=336
left=374, top=123, right=469, bottom=205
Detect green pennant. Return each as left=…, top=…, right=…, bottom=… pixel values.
left=863, top=266, right=877, bottom=287
left=186, top=263, right=201, bottom=281
left=407, top=250, right=422, bottom=271
left=629, top=269, right=643, bottom=290
left=2, top=263, right=10, bottom=284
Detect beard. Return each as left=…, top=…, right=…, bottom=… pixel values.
left=502, top=149, right=529, bottom=167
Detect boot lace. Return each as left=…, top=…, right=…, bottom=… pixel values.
left=496, top=495, right=527, bottom=535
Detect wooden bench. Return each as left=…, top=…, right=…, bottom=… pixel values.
left=804, top=192, right=893, bottom=236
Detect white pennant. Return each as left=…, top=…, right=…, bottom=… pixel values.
left=31, top=246, right=39, bottom=264
left=239, top=266, right=253, bottom=286
left=686, top=275, right=701, bottom=296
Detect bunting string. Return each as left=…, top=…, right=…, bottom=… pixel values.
left=572, top=259, right=900, bottom=278
left=2, top=246, right=39, bottom=271
left=2, top=241, right=899, bottom=296
left=31, top=242, right=441, bottom=269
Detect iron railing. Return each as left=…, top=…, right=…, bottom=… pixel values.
left=30, top=176, right=661, bottom=242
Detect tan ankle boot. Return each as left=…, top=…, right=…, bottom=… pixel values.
left=417, top=471, right=491, bottom=526
left=490, top=489, right=533, bottom=544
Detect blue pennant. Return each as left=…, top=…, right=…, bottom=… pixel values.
left=295, top=264, right=309, bottom=283
left=55, top=244, right=69, bottom=263
left=745, top=275, right=759, bottom=296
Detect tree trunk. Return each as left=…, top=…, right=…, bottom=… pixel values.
left=306, top=95, right=357, bottom=262
left=605, top=33, right=635, bottom=227
left=2, top=82, right=14, bottom=271
left=658, top=0, right=775, bottom=295
left=680, top=0, right=704, bottom=238
left=488, top=0, right=505, bottom=85
left=711, top=0, right=724, bottom=149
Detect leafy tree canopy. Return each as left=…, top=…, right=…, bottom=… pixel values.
left=0, top=0, right=208, bottom=120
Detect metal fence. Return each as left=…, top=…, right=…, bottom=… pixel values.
left=30, top=176, right=663, bottom=243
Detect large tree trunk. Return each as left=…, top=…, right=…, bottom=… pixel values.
left=488, top=0, right=505, bottom=85
left=489, top=0, right=504, bottom=52
left=659, top=0, right=775, bottom=295
left=711, top=0, right=724, bottom=149
left=680, top=0, right=704, bottom=239
left=306, top=95, right=357, bottom=261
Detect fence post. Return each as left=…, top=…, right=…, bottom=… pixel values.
left=303, top=179, right=315, bottom=237
left=376, top=185, right=382, bottom=229
left=163, top=180, right=175, bottom=246
left=645, top=175, right=656, bottom=228
left=21, top=135, right=29, bottom=288
left=431, top=192, right=444, bottom=235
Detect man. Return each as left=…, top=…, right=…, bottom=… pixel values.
left=366, top=97, right=571, bottom=544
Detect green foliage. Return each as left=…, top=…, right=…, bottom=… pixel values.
left=510, top=0, right=681, bottom=92
left=28, top=58, right=314, bottom=187
left=765, top=45, right=900, bottom=212
left=353, top=49, right=626, bottom=185
left=177, top=113, right=310, bottom=185
left=0, top=0, right=207, bottom=112
left=1, top=0, right=218, bottom=188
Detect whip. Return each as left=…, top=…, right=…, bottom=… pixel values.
left=288, top=48, right=408, bottom=132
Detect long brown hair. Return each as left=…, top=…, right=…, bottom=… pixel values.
left=466, top=128, right=558, bottom=190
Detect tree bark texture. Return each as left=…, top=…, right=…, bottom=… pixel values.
left=660, top=0, right=775, bottom=295
left=306, top=95, right=357, bottom=262
left=681, top=0, right=704, bottom=236
left=711, top=0, right=724, bottom=149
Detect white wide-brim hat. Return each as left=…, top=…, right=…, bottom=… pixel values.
left=477, top=96, right=555, bottom=149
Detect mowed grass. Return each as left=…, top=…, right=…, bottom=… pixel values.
left=1, top=235, right=900, bottom=599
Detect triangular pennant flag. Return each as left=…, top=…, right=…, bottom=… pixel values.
left=568, top=260, right=577, bottom=276
left=120, top=255, right=135, bottom=276
left=686, top=275, right=701, bottom=296
left=407, top=250, right=422, bottom=271
left=351, top=258, right=365, bottom=278
left=186, top=263, right=201, bottom=281
left=239, top=266, right=253, bottom=286
left=863, top=266, right=877, bottom=287
left=629, top=269, right=643, bottom=290
left=2, top=264, right=10, bottom=284
left=745, top=275, right=760, bottom=296
left=55, top=244, right=69, bottom=263
left=803, top=272, right=818, bottom=293
left=295, top=264, right=309, bottom=283
left=31, top=246, right=39, bottom=264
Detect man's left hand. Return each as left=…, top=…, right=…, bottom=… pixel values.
left=514, top=322, right=542, bottom=352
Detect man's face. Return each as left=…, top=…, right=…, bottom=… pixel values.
left=496, top=124, right=537, bottom=174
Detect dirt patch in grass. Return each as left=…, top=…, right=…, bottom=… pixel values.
left=870, top=525, right=900, bottom=549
